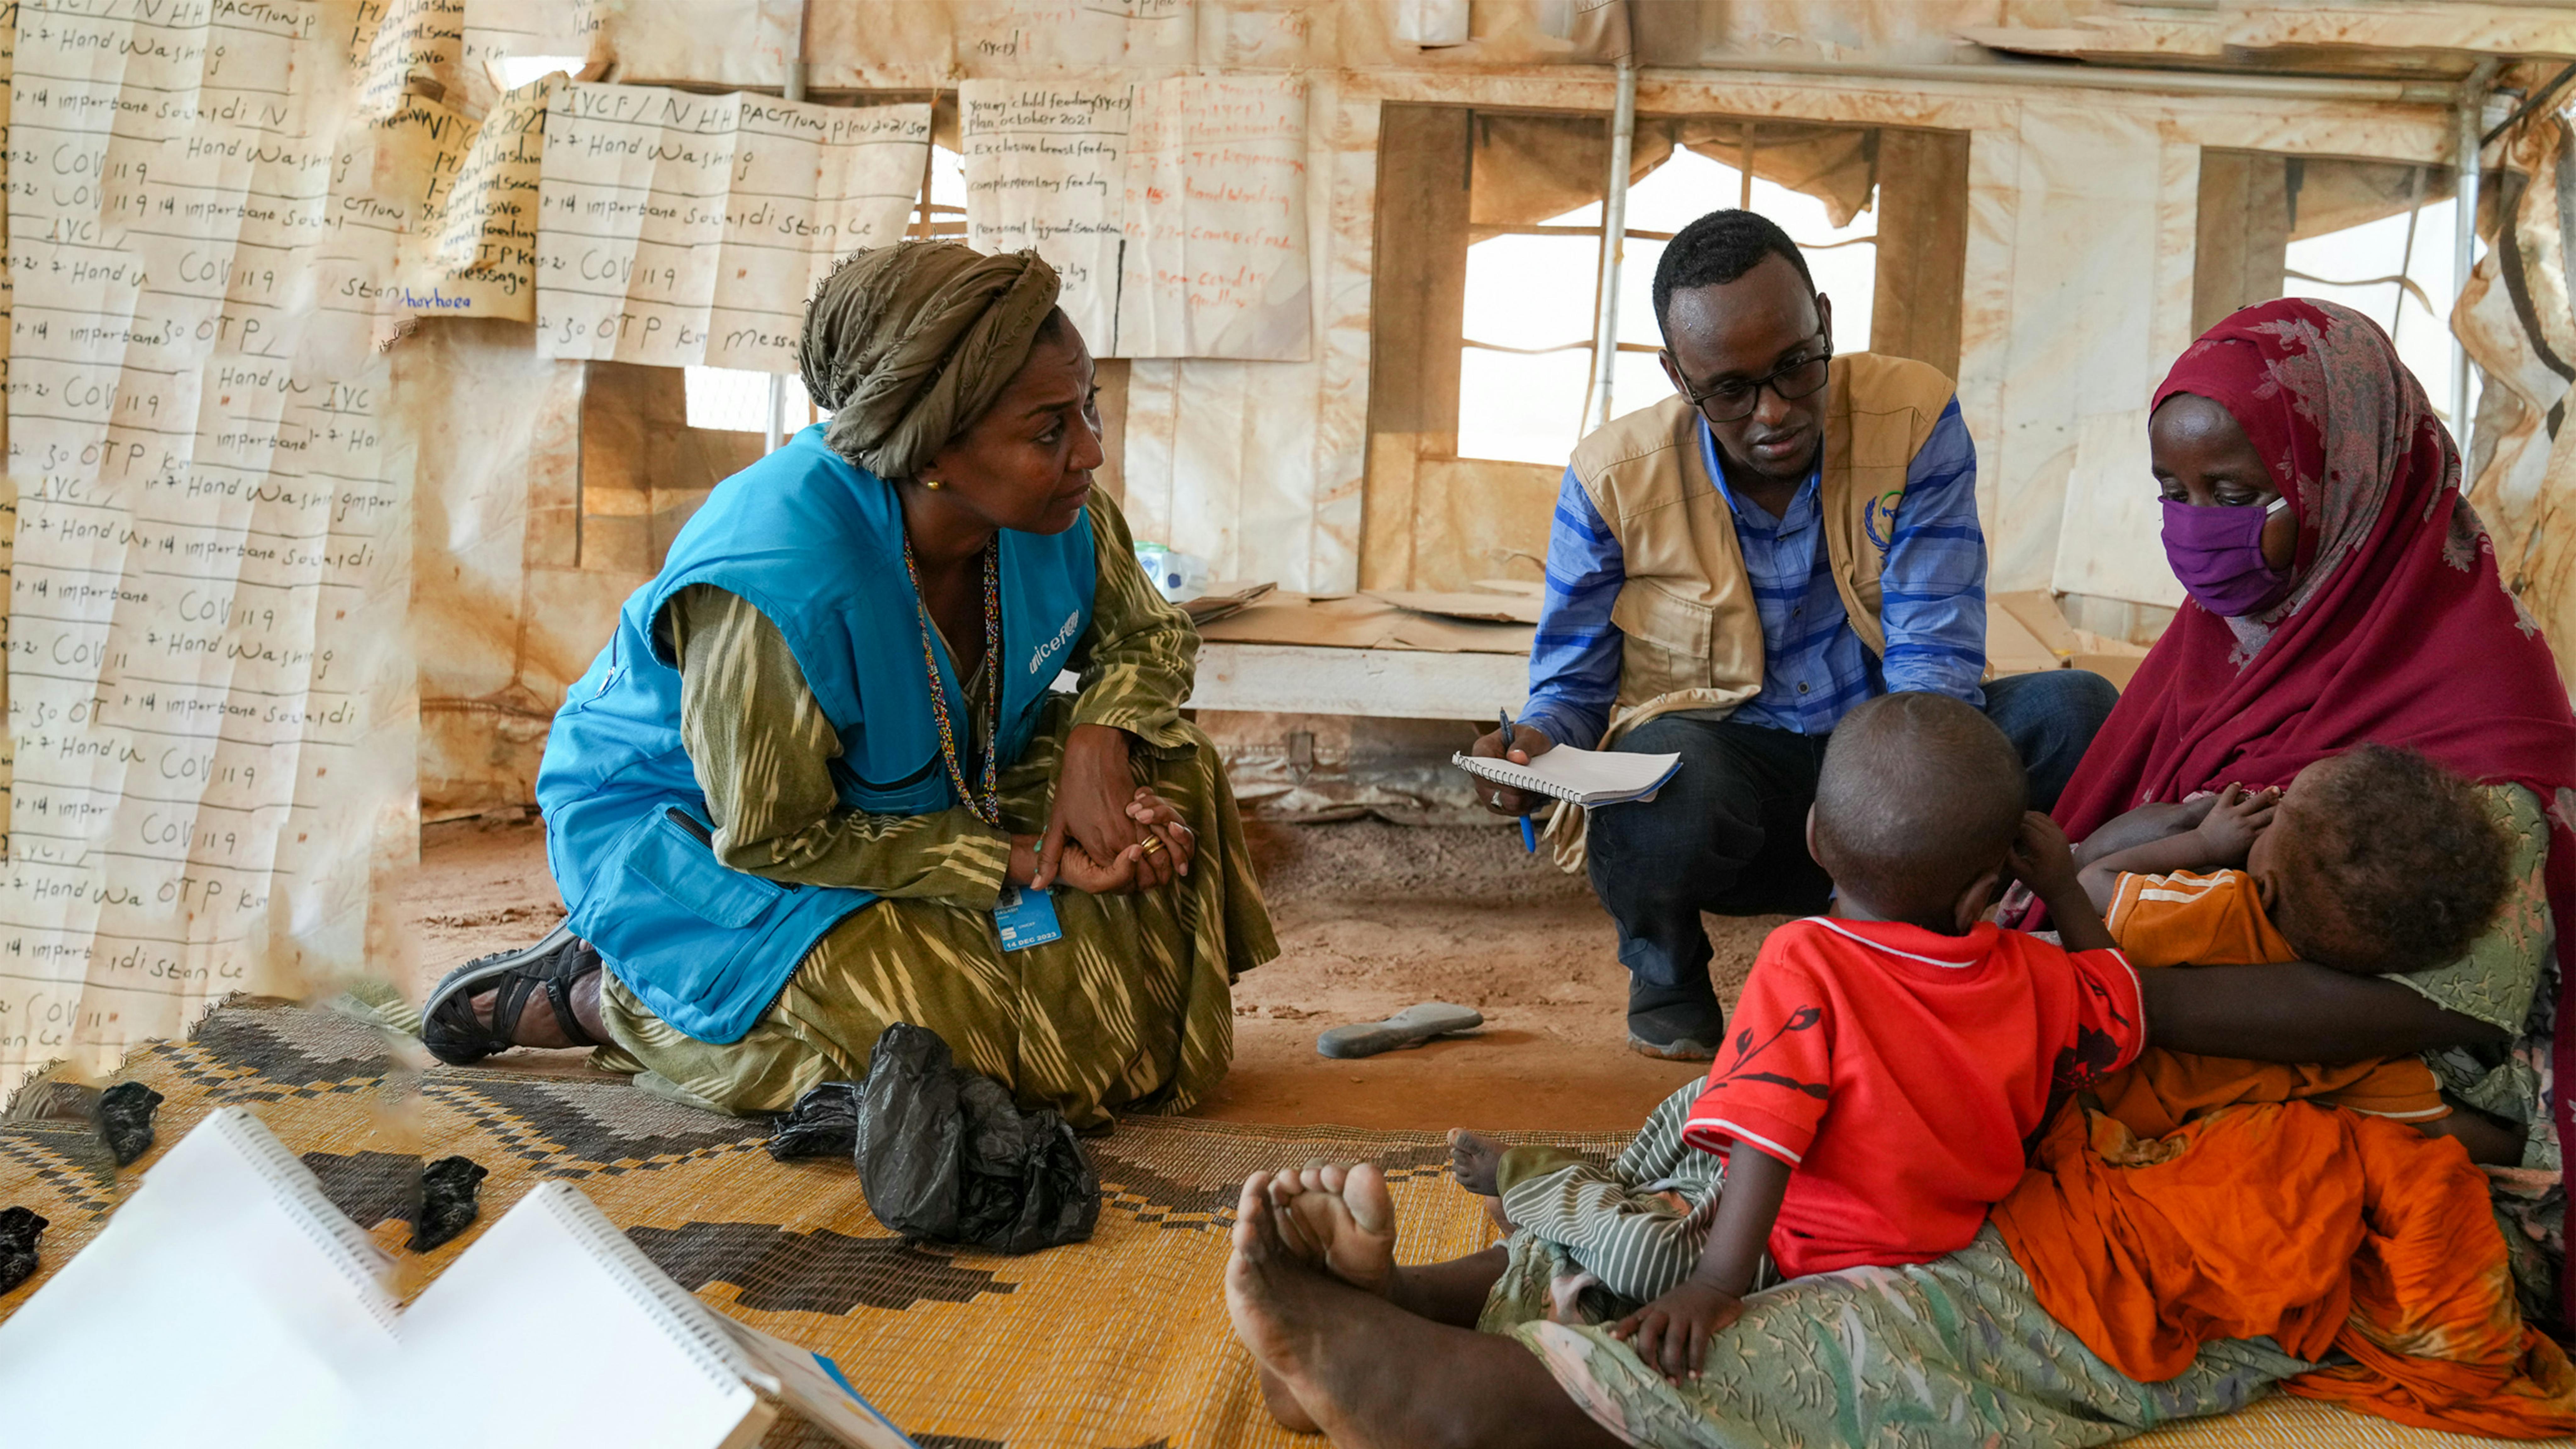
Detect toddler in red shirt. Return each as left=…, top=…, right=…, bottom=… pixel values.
left=1615, top=691, right=2146, bottom=1382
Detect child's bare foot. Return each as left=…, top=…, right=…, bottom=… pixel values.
left=1264, top=1159, right=1399, bottom=1298
left=1447, top=1128, right=1505, bottom=1196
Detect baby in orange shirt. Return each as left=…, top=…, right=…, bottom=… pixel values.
left=2071, top=742, right=2514, bottom=1135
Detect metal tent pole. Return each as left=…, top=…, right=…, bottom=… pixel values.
left=1587, top=58, right=1638, bottom=433
left=2451, top=58, right=2501, bottom=445
left=765, top=1, right=812, bottom=454
left=2392, top=163, right=2426, bottom=344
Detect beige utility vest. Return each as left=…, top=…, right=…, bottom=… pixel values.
left=1542, top=351, right=1957, bottom=867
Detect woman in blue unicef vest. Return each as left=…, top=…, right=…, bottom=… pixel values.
left=416, top=242, right=1279, bottom=1130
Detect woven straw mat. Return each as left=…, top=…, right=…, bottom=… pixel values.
left=0, top=998, right=2559, bottom=1449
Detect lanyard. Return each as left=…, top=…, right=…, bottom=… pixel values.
left=902, top=534, right=1003, bottom=827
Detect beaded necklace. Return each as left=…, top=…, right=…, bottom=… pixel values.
left=902, top=533, right=1003, bottom=828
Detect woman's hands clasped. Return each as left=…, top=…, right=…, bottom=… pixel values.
left=1008, top=721, right=1196, bottom=895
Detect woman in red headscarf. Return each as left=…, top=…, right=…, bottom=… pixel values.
left=2055, top=296, right=2576, bottom=1321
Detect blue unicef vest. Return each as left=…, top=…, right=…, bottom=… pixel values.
left=536, top=424, right=1096, bottom=1042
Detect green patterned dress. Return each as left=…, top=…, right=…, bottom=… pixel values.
left=590, top=490, right=1277, bottom=1130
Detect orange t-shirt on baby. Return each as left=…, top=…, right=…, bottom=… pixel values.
left=2098, top=868, right=2450, bottom=1133
left=2103, top=867, right=2296, bottom=968
left=1680, top=917, right=2146, bottom=1280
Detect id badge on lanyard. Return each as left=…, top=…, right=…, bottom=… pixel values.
left=994, top=884, right=1063, bottom=951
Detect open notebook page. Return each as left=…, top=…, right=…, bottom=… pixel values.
left=1454, top=745, right=1683, bottom=806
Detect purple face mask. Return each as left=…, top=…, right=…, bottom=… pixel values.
left=2161, top=495, right=2292, bottom=617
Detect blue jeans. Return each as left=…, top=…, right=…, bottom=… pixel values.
left=1583, top=671, right=2119, bottom=1006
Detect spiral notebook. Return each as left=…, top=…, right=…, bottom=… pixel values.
left=1453, top=744, right=1682, bottom=807
left=0, top=1108, right=915, bottom=1449
left=0, top=1106, right=398, bottom=1448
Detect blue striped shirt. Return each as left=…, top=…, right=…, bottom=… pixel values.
left=1519, top=398, right=1985, bottom=749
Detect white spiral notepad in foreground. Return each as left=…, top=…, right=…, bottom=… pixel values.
left=0, top=1108, right=915, bottom=1449
left=1453, top=745, right=1682, bottom=806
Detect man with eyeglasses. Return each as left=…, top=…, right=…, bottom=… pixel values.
left=1466, top=208, right=2118, bottom=1061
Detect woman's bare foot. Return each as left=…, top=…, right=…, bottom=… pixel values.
left=1244, top=1162, right=1396, bottom=1433
left=1256, top=1362, right=1321, bottom=1434
left=1225, top=1172, right=1624, bottom=1449
left=1230, top=1172, right=1418, bottom=1447
left=1235, top=1173, right=1332, bottom=1435
left=1263, top=1159, right=1398, bottom=1298
left=1448, top=1128, right=1505, bottom=1195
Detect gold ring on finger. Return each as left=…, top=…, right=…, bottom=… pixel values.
left=1140, top=835, right=1166, bottom=855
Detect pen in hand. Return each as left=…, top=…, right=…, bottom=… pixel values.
left=1499, top=708, right=1538, bottom=855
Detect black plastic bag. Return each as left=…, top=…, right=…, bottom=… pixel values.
left=97, top=1081, right=163, bottom=1166
left=767, top=1023, right=1097, bottom=1254
left=409, top=1155, right=488, bottom=1252
left=0, top=1206, right=47, bottom=1294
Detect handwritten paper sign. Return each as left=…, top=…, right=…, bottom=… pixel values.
left=959, top=81, right=1134, bottom=352
left=1118, top=75, right=1309, bottom=360
left=354, top=0, right=466, bottom=121
left=536, top=83, right=927, bottom=370
left=396, top=74, right=556, bottom=321
left=953, top=0, right=1196, bottom=69
left=5, top=0, right=413, bottom=1093
left=703, top=100, right=930, bottom=373
left=961, top=76, right=1309, bottom=360
left=535, top=83, right=736, bottom=366
left=316, top=94, right=483, bottom=352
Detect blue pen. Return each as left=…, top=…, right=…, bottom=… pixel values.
left=1501, top=708, right=1538, bottom=853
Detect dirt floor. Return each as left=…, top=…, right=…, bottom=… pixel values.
left=398, top=813, right=1782, bottom=1135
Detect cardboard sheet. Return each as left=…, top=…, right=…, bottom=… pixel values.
left=1179, top=580, right=1275, bottom=626
left=1364, top=590, right=1543, bottom=625
left=1195, top=592, right=1533, bottom=656
left=1985, top=598, right=2066, bottom=679
left=535, top=83, right=928, bottom=370
left=3, top=0, right=416, bottom=1094
left=1993, top=589, right=2081, bottom=659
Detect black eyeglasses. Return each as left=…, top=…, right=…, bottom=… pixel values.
left=1668, top=338, right=1833, bottom=423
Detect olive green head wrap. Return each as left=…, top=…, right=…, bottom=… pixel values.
left=798, top=241, right=1063, bottom=481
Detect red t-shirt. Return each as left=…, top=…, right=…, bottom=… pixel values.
left=1681, top=917, right=2145, bottom=1280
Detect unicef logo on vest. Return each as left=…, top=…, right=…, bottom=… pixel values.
left=1030, top=609, right=1080, bottom=676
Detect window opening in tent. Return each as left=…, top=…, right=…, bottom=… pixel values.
left=497, top=55, right=586, bottom=91
left=2281, top=189, right=2469, bottom=427
left=914, top=145, right=968, bottom=239
left=1456, top=147, right=1876, bottom=467
left=687, top=368, right=810, bottom=433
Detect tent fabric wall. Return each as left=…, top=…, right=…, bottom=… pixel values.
left=405, top=2, right=2504, bottom=809
left=1872, top=128, right=1974, bottom=381
left=402, top=324, right=590, bottom=818
left=2462, top=106, right=2576, bottom=691
left=1464, top=112, right=1880, bottom=230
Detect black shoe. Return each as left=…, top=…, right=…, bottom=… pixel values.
left=419, top=922, right=603, bottom=1066
left=1626, top=981, right=1724, bottom=1061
